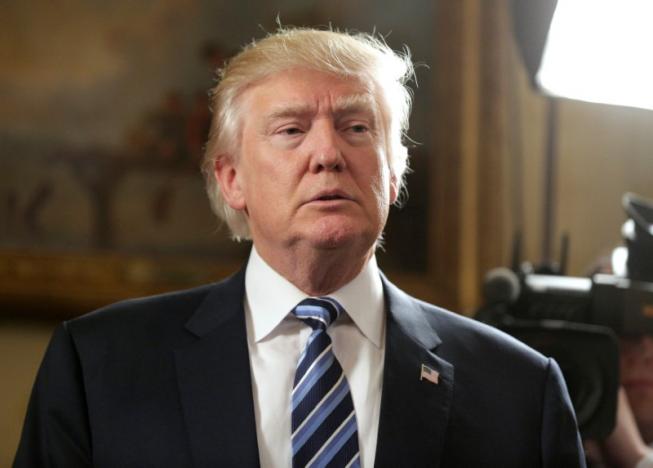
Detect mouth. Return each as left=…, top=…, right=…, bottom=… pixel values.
left=310, top=190, right=353, bottom=203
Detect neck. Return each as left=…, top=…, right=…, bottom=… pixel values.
left=254, top=243, right=373, bottom=296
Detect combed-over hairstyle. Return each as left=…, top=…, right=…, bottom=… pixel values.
left=201, top=26, right=415, bottom=240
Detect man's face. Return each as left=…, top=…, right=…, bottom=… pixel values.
left=620, top=335, right=653, bottom=427
left=217, top=68, right=397, bottom=261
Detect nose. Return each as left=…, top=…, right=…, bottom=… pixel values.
left=308, top=122, right=346, bottom=173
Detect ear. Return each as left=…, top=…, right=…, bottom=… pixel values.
left=389, top=174, right=399, bottom=205
left=214, top=155, right=246, bottom=211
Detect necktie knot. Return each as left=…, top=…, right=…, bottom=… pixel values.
left=292, top=297, right=343, bottom=331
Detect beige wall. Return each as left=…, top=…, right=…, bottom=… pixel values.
left=0, top=321, right=55, bottom=465
left=556, top=102, right=653, bottom=275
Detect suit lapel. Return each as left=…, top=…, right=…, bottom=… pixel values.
left=174, top=268, right=260, bottom=467
left=374, top=276, right=454, bottom=468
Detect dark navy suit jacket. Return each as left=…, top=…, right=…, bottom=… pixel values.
left=14, top=267, right=585, bottom=467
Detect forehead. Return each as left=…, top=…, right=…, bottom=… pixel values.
left=239, top=68, right=380, bottom=117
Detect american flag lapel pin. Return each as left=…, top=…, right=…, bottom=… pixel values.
left=420, top=363, right=439, bottom=385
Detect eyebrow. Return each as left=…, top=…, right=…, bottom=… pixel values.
left=264, top=105, right=314, bottom=124
left=263, top=93, right=378, bottom=128
left=332, top=94, right=378, bottom=121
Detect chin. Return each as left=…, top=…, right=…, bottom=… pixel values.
left=309, top=232, right=359, bottom=250
left=306, top=220, right=376, bottom=252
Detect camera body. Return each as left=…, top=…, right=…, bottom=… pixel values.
left=476, top=193, right=653, bottom=439
left=512, top=273, right=653, bottom=335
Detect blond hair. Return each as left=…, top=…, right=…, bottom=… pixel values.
left=201, top=26, right=415, bottom=240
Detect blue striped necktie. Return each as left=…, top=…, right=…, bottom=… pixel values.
left=291, top=297, right=360, bottom=468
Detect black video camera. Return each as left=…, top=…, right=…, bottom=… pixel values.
left=476, top=193, right=653, bottom=439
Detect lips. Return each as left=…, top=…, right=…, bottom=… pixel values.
left=316, top=194, right=346, bottom=201
left=309, top=190, right=353, bottom=203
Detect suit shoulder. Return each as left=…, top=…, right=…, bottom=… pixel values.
left=65, top=266, right=244, bottom=348
left=69, top=282, right=214, bottom=331
left=381, top=274, right=547, bottom=369
left=62, top=271, right=241, bottom=365
left=415, top=298, right=549, bottom=368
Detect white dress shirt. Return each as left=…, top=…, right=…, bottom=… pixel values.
left=244, top=247, right=386, bottom=468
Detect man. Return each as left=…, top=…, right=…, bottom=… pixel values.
left=15, top=27, right=585, bottom=467
left=621, top=335, right=653, bottom=446
left=591, top=336, right=653, bottom=467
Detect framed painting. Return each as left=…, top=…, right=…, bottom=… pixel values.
left=0, top=1, right=433, bottom=318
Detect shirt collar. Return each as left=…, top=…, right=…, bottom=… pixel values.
left=245, top=246, right=385, bottom=348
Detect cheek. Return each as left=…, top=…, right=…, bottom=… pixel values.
left=357, top=148, right=389, bottom=180
left=256, top=147, right=303, bottom=179
left=245, top=163, right=299, bottom=209
left=372, top=157, right=393, bottom=203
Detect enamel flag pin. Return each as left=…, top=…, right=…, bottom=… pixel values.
left=420, top=364, right=439, bottom=384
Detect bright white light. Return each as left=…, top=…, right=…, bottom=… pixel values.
left=611, top=246, right=629, bottom=277
left=537, top=0, right=653, bottom=111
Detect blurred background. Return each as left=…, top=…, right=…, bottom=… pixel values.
left=1, top=0, right=652, bottom=463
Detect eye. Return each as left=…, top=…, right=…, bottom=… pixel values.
left=349, top=124, right=369, bottom=133
left=277, top=126, right=304, bottom=136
